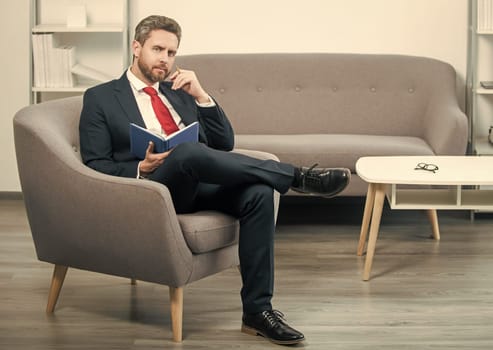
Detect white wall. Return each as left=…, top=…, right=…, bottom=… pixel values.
left=0, top=0, right=30, bottom=192
left=0, top=0, right=469, bottom=192
left=131, top=0, right=468, bottom=81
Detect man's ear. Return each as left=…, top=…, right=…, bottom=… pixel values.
left=132, top=40, right=142, bottom=58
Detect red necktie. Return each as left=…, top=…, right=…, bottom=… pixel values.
left=143, top=87, right=179, bottom=135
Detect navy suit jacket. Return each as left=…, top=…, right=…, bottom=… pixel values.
left=79, top=73, right=235, bottom=178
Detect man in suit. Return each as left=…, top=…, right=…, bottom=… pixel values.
left=79, top=15, right=350, bottom=345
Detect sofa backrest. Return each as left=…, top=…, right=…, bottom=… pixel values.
left=177, top=53, right=458, bottom=137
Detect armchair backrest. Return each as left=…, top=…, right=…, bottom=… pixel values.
left=14, top=97, right=91, bottom=262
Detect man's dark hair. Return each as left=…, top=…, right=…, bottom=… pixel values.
left=134, top=15, right=182, bottom=46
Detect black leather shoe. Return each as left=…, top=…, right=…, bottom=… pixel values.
left=241, top=310, right=305, bottom=345
left=291, top=164, right=351, bottom=197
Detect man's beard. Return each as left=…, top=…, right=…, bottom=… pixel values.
left=138, top=58, right=169, bottom=84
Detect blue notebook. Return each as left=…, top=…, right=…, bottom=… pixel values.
left=130, top=122, right=199, bottom=159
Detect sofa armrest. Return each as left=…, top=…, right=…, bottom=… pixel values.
left=422, top=100, right=468, bottom=155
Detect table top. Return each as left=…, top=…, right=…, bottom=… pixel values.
left=356, top=156, right=493, bottom=185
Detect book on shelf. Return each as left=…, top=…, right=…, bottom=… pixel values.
left=66, top=4, right=87, bottom=28
left=31, top=34, right=45, bottom=87
left=130, top=122, right=200, bottom=159
left=478, top=0, right=493, bottom=31
left=31, top=33, right=112, bottom=88
left=71, top=64, right=113, bottom=83
left=31, top=33, right=75, bottom=88
left=480, top=81, right=493, bottom=89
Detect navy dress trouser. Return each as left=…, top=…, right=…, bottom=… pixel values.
left=148, top=142, right=295, bottom=313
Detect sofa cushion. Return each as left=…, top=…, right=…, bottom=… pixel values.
left=177, top=211, right=239, bottom=254
left=235, top=134, right=434, bottom=171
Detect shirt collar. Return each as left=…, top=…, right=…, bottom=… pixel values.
left=126, top=67, right=160, bottom=93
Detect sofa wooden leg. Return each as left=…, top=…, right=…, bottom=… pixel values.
left=46, top=265, right=68, bottom=313
left=169, top=286, right=183, bottom=342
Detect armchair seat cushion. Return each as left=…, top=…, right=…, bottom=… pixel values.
left=177, top=211, right=239, bottom=254
left=235, top=134, right=434, bottom=172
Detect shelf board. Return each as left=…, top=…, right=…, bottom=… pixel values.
left=474, top=87, right=493, bottom=94
left=32, top=86, right=93, bottom=92
left=32, top=24, right=125, bottom=33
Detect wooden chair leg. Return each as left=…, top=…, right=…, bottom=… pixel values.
left=426, top=209, right=440, bottom=240
left=46, top=265, right=68, bottom=313
left=169, top=286, right=184, bottom=342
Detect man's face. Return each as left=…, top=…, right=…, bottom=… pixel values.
left=132, top=29, right=179, bottom=85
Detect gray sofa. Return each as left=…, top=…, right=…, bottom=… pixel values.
left=177, top=53, right=469, bottom=196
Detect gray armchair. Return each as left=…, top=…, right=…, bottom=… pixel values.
left=13, top=96, right=280, bottom=342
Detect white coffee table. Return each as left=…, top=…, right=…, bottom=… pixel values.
left=356, top=156, right=493, bottom=281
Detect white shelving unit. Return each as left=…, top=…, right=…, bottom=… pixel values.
left=467, top=0, right=493, bottom=216
left=468, top=0, right=493, bottom=156
left=30, top=0, right=129, bottom=103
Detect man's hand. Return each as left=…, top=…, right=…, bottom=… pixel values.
left=169, top=67, right=211, bottom=104
left=139, top=142, right=171, bottom=174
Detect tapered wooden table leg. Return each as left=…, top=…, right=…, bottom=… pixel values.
left=357, top=183, right=376, bottom=256
left=362, top=184, right=386, bottom=281
left=427, top=209, right=440, bottom=240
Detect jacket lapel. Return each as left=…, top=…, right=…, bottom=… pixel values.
left=159, top=82, right=196, bottom=126
left=113, top=73, right=146, bottom=127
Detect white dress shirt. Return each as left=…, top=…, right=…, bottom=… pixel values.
left=126, top=68, right=215, bottom=178
left=127, top=68, right=185, bottom=135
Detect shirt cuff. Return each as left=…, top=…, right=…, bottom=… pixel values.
left=196, top=95, right=216, bottom=108
left=136, top=161, right=149, bottom=179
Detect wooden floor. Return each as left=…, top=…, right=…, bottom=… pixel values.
left=1, top=197, right=493, bottom=349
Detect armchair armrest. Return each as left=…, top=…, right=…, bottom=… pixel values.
left=232, top=148, right=280, bottom=162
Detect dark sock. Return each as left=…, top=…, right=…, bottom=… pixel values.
left=292, top=167, right=301, bottom=187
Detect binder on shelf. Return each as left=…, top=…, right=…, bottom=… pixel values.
left=478, top=0, right=493, bottom=31
left=31, top=33, right=76, bottom=88
left=66, top=5, right=87, bottom=28
left=71, top=64, right=113, bottom=83
left=32, top=33, right=113, bottom=88
left=31, top=34, right=46, bottom=87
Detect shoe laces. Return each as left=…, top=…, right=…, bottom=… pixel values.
left=262, top=310, right=286, bottom=328
left=303, top=163, right=318, bottom=174
left=300, top=163, right=324, bottom=186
